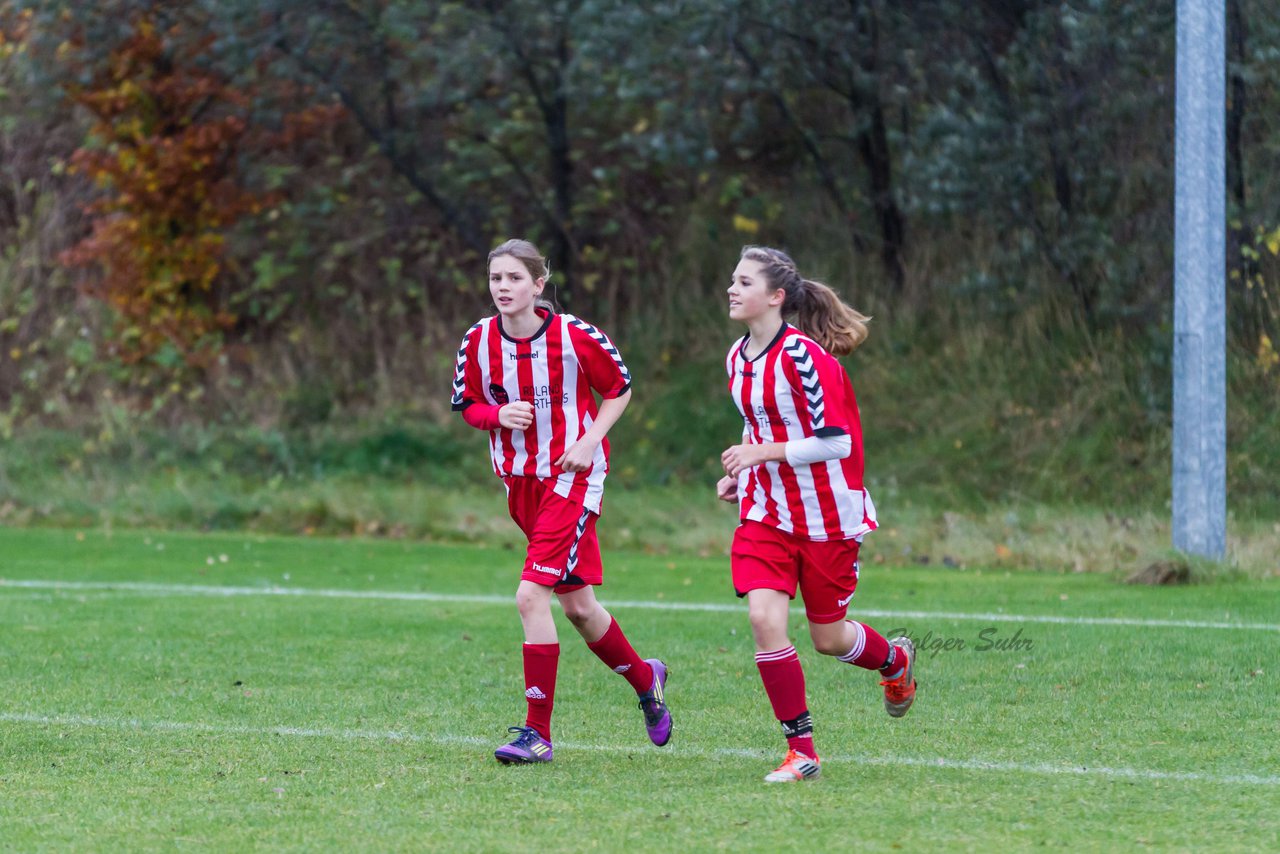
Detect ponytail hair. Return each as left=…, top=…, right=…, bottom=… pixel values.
left=739, top=246, right=870, bottom=356
left=793, top=278, right=870, bottom=356
left=489, top=238, right=558, bottom=312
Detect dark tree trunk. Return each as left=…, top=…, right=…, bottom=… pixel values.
left=853, top=1, right=908, bottom=295
left=545, top=31, right=576, bottom=310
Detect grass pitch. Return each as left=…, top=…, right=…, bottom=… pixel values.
left=1, top=527, right=1276, bottom=851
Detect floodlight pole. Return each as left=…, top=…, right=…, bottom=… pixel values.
left=1173, top=0, right=1226, bottom=559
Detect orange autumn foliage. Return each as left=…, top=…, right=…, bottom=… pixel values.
left=59, top=16, right=339, bottom=369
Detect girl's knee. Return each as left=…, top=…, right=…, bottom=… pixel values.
left=515, top=587, right=548, bottom=619
left=557, top=586, right=605, bottom=629
left=748, top=608, right=785, bottom=639
left=561, top=601, right=595, bottom=629
left=811, top=634, right=847, bottom=656
left=808, top=621, right=849, bottom=656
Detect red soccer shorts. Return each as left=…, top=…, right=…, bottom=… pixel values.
left=730, top=519, right=862, bottom=623
left=505, top=475, right=603, bottom=591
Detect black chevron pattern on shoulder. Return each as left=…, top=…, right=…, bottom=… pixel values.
left=450, top=320, right=486, bottom=407
left=783, top=335, right=825, bottom=429
left=566, top=316, right=632, bottom=384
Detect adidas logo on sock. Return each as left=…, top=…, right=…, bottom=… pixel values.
left=613, top=664, right=631, bottom=673
left=525, top=686, right=547, bottom=700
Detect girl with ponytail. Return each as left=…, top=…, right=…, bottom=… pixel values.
left=738, top=245, right=871, bottom=355
left=716, top=245, right=916, bottom=783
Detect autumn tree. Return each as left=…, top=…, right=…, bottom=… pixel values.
left=55, top=7, right=339, bottom=376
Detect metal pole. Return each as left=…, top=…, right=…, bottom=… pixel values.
left=1173, top=0, right=1226, bottom=558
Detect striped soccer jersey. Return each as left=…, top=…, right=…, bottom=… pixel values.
left=451, top=309, right=631, bottom=514
left=725, top=324, right=878, bottom=541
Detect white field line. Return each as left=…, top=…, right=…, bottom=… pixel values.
left=2, top=710, right=1277, bottom=788
left=2, top=577, right=1278, bottom=632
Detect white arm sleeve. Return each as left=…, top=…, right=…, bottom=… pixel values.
left=785, top=433, right=851, bottom=466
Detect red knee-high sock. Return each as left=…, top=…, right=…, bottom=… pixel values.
left=586, top=616, right=654, bottom=693
left=755, top=646, right=815, bottom=757
left=522, top=643, right=559, bottom=741
left=836, top=621, right=892, bottom=671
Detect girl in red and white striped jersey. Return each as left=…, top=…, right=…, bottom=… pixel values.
left=715, top=245, right=916, bottom=783
left=452, top=239, right=671, bottom=765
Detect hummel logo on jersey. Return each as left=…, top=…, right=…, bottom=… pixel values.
left=525, top=686, right=547, bottom=700
left=837, top=591, right=856, bottom=607
left=532, top=562, right=563, bottom=577
left=613, top=664, right=631, bottom=674
left=509, top=350, right=540, bottom=361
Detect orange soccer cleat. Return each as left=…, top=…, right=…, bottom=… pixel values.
left=879, top=636, right=917, bottom=718
left=763, top=749, right=822, bottom=783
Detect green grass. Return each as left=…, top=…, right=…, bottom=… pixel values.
left=1, top=526, right=1276, bottom=851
